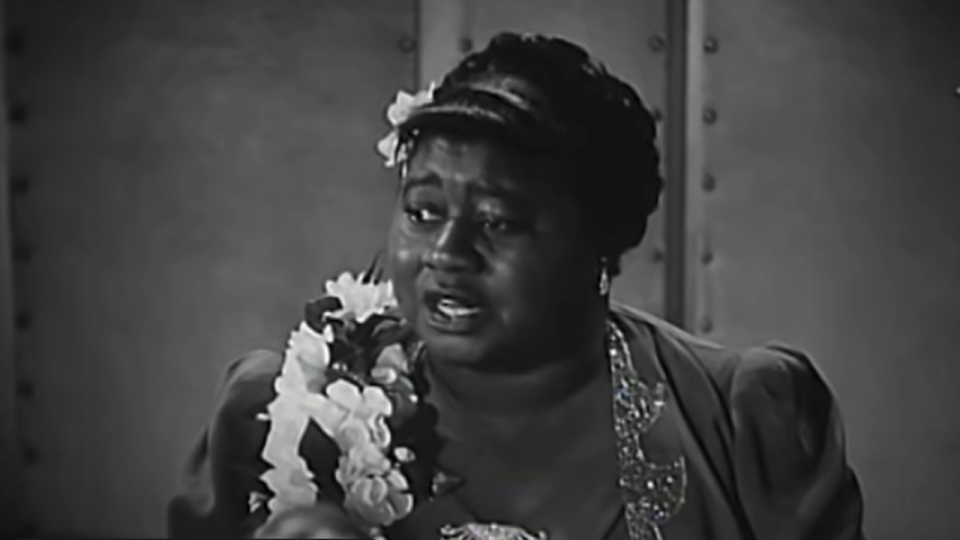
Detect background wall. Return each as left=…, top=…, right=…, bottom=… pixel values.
left=1, top=0, right=958, bottom=538
left=692, top=2, right=960, bottom=539
left=2, top=0, right=415, bottom=536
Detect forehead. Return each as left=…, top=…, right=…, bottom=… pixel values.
left=404, top=134, right=565, bottom=197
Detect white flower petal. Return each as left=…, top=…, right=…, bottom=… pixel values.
left=370, top=366, right=398, bottom=385
left=261, top=468, right=316, bottom=515
left=302, top=393, right=349, bottom=438
left=377, top=132, right=399, bottom=165
left=385, top=468, right=410, bottom=491
left=326, top=379, right=362, bottom=409
left=332, top=416, right=373, bottom=450
left=361, top=386, right=393, bottom=417
left=387, top=91, right=416, bottom=125
left=323, top=274, right=397, bottom=322
left=260, top=393, right=318, bottom=516
left=290, top=324, right=330, bottom=369
left=368, top=415, right=392, bottom=449
left=275, top=351, right=308, bottom=393
left=298, top=320, right=326, bottom=341
left=375, top=344, right=408, bottom=374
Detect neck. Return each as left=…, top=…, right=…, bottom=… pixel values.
left=425, top=315, right=609, bottom=417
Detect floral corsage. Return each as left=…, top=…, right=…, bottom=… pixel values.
left=258, top=271, right=440, bottom=538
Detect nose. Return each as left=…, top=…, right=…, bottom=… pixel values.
left=424, top=217, right=481, bottom=273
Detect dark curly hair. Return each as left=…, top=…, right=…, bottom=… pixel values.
left=398, top=32, right=663, bottom=277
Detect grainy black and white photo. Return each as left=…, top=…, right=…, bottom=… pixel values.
left=0, top=1, right=957, bottom=539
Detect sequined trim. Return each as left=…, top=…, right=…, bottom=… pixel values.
left=608, top=319, right=686, bottom=540
left=440, top=523, right=548, bottom=540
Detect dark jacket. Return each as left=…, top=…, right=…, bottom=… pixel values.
left=167, top=304, right=865, bottom=539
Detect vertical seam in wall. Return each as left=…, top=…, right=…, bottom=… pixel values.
left=413, top=0, right=422, bottom=91
left=664, top=0, right=690, bottom=329
left=684, top=0, right=708, bottom=334
left=0, top=1, right=27, bottom=536
left=417, top=0, right=466, bottom=88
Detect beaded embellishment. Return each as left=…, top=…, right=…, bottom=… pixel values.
left=441, top=319, right=686, bottom=540
left=439, top=523, right=548, bottom=540
left=607, top=319, right=686, bottom=539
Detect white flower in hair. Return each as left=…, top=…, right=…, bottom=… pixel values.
left=376, top=83, right=437, bottom=167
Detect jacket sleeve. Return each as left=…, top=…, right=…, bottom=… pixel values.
left=730, top=344, right=866, bottom=540
left=166, top=350, right=284, bottom=539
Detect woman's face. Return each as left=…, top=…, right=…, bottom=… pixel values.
left=387, top=133, right=601, bottom=369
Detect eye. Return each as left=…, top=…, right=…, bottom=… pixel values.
left=404, top=204, right=444, bottom=225
left=478, top=214, right=523, bottom=235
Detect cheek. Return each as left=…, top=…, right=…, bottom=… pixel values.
left=490, top=245, right=594, bottom=315
left=387, top=221, right=422, bottom=274
left=386, top=224, right=424, bottom=312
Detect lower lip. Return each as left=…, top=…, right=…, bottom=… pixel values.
left=424, top=303, right=488, bottom=334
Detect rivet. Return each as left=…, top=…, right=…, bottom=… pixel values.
left=648, top=35, right=666, bottom=52
left=397, top=36, right=417, bottom=54
left=699, top=317, right=714, bottom=334
left=22, top=444, right=40, bottom=465
left=701, top=250, right=714, bottom=265
left=11, top=174, right=29, bottom=196
left=702, top=173, right=716, bottom=192
left=8, top=103, right=28, bottom=124
left=459, top=37, right=474, bottom=53
left=14, top=309, right=32, bottom=330
left=16, top=380, right=35, bottom=400
left=703, top=36, right=719, bottom=53
left=12, top=242, right=31, bottom=263
left=702, top=106, right=717, bottom=125
left=651, top=108, right=663, bottom=122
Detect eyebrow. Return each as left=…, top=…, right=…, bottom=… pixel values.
left=402, top=172, right=529, bottom=205
left=400, top=173, right=441, bottom=193
left=468, top=183, right=527, bottom=203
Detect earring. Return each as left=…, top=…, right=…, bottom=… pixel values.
left=598, top=260, right=611, bottom=296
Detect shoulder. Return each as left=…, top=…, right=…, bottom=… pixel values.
left=167, top=350, right=285, bottom=539
left=727, top=343, right=832, bottom=425
left=611, top=303, right=838, bottom=459
left=612, top=302, right=830, bottom=407
left=212, top=349, right=284, bottom=420
left=613, top=304, right=841, bottom=478
left=611, top=303, right=740, bottom=392
left=199, top=349, right=285, bottom=459
left=611, top=304, right=864, bottom=536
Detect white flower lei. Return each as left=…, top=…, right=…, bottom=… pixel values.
left=259, top=272, right=415, bottom=536
left=257, top=83, right=441, bottom=536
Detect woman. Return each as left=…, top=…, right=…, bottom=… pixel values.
left=167, top=33, right=864, bottom=540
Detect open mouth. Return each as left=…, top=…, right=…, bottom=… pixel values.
left=422, top=289, right=487, bottom=333
left=435, top=297, right=482, bottom=318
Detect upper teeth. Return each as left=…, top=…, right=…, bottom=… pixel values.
left=437, top=298, right=479, bottom=317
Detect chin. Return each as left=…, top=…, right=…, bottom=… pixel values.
left=416, top=321, right=493, bottom=366
left=422, top=333, right=490, bottom=365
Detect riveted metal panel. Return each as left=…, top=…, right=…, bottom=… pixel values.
left=702, top=0, right=960, bottom=537
left=6, top=0, right=416, bottom=536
